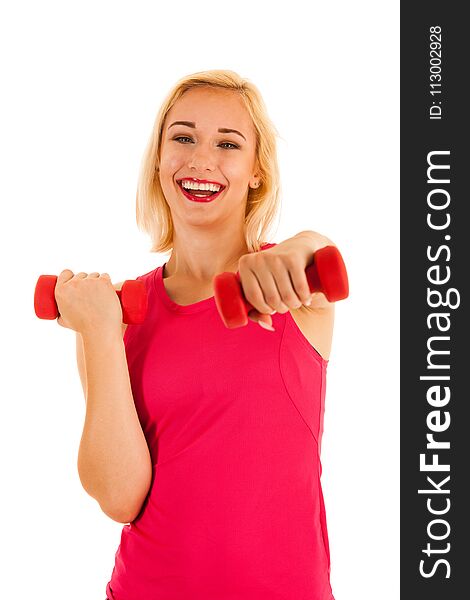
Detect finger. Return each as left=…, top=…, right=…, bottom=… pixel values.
left=240, top=268, right=277, bottom=315
left=271, top=264, right=305, bottom=310
left=247, top=308, right=273, bottom=328
left=57, top=269, right=75, bottom=283
left=100, top=273, right=111, bottom=279
left=75, top=272, right=88, bottom=278
left=253, top=264, right=292, bottom=314
left=88, top=272, right=100, bottom=278
left=289, top=265, right=314, bottom=306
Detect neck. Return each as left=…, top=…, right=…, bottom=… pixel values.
left=164, top=228, right=249, bottom=283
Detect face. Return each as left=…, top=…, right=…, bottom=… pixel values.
left=158, top=86, right=260, bottom=230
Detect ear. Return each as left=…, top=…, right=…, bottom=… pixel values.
left=250, top=167, right=261, bottom=188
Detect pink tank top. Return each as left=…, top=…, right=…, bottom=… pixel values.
left=106, top=244, right=335, bottom=600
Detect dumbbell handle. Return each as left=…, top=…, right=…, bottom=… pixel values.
left=34, top=275, right=148, bottom=325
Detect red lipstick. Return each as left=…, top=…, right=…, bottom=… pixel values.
left=176, top=178, right=226, bottom=203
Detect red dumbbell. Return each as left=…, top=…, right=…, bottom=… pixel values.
left=34, top=275, right=148, bottom=325
left=213, top=245, right=349, bottom=329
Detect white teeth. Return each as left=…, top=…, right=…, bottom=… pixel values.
left=181, top=180, right=221, bottom=192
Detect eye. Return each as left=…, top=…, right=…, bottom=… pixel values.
left=172, top=136, right=239, bottom=150
left=219, top=142, right=239, bottom=149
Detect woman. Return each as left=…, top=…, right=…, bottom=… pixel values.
left=57, top=69, right=337, bottom=599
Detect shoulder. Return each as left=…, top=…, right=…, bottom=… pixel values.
left=288, top=301, right=335, bottom=361
left=113, top=281, right=128, bottom=337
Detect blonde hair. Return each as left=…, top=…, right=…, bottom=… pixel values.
left=135, top=69, right=282, bottom=254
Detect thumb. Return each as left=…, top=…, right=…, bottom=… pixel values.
left=248, top=308, right=275, bottom=331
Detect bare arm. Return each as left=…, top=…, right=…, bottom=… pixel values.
left=76, top=283, right=151, bottom=524
left=76, top=322, right=127, bottom=401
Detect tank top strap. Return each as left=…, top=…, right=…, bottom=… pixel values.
left=135, top=268, right=159, bottom=313
left=123, top=267, right=160, bottom=344
left=260, top=242, right=277, bottom=251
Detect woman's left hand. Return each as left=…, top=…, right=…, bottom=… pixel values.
left=238, top=230, right=335, bottom=330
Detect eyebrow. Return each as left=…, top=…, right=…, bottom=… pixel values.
left=168, top=121, right=247, bottom=141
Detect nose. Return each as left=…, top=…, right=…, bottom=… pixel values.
left=187, top=144, right=216, bottom=172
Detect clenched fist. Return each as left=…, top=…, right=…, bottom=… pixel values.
left=54, top=270, right=123, bottom=337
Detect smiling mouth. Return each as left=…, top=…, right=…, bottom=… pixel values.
left=176, top=180, right=226, bottom=202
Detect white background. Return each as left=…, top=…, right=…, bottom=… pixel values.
left=0, top=1, right=399, bottom=598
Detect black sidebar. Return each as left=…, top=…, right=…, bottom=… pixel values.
left=401, top=3, right=468, bottom=599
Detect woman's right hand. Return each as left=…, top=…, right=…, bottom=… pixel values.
left=54, top=270, right=123, bottom=337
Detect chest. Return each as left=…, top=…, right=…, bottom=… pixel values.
left=162, top=277, right=214, bottom=306
left=124, top=308, right=326, bottom=465
left=125, top=311, right=285, bottom=424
